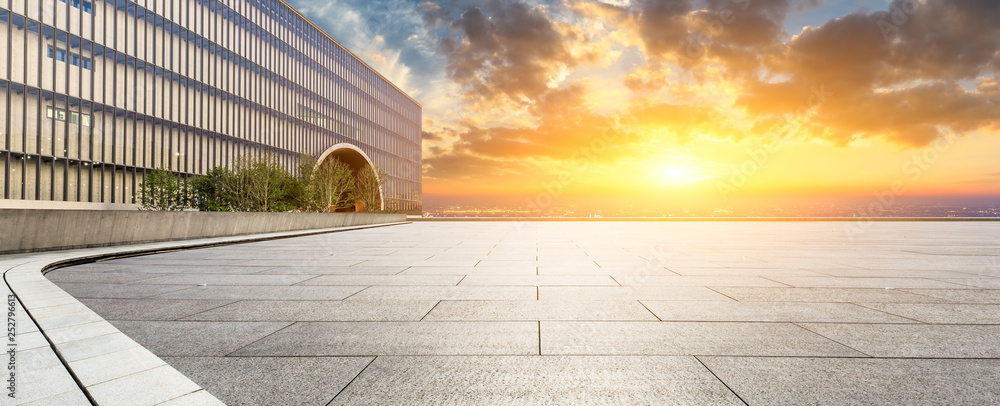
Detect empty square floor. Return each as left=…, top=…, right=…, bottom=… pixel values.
left=48, top=221, right=1000, bottom=405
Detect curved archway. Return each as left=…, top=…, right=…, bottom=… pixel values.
left=316, top=143, right=384, bottom=211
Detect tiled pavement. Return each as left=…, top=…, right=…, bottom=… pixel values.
left=45, top=221, right=1000, bottom=405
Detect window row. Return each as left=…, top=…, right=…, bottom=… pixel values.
left=59, top=0, right=94, bottom=14
left=0, top=10, right=420, bottom=143
left=45, top=105, right=92, bottom=126
left=1, top=81, right=419, bottom=180
left=47, top=44, right=93, bottom=69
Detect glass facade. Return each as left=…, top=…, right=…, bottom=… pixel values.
left=0, top=0, right=422, bottom=212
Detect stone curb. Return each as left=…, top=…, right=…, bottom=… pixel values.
left=2, top=222, right=409, bottom=405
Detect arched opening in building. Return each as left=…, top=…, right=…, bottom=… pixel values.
left=315, top=143, right=383, bottom=212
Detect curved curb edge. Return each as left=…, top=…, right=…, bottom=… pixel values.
left=3, top=221, right=410, bottom=405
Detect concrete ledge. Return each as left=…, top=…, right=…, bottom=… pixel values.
left=1, top=210, right=406, bottom=254
left=2, top=221, right=408, bottom=405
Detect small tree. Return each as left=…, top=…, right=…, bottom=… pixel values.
left=190, top=166, right=234, bottom=211
left=138, top=168, right=189, bottom=211
left=229, top=153, right=298, bottom=212
left=298, top=154, right=353, bottom=212
left=349, top=165, right=389, bottom=213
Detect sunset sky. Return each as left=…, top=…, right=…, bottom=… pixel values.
left=288, top=0, right=1000, bottom=209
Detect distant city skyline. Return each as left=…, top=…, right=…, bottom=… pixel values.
left=422, top=194, right=1000, bottom=218
left=290, top=0, right=1000, bottom=211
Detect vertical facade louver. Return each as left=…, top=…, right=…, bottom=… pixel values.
left=0, top=0, right=422, bottom=213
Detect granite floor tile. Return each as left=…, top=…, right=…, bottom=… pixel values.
left=136, top=274, right=318, bottom=286
left=54, top=282, right=196, bottom=299
left=401, top=266, right=538, bottom=275
left=109, top=320, right=291, bottom=356
left=182, top=300, right=439, bottom=322
left=78, top=299, right=238, bottom=321
left=711, top=287, right=949, bottom=303
left=164, top=356, right=374, bottom=406
left=347, top=286, right=536, bottom=301
left=539, top=286, right=734, bottom=301
left=857, top=303, right=1000, bottom=324
left=899, top=289, right=1000, bottom=303
left=542, top=321, right=863, bottom=356
left=799, top=323, right=1000, bottom=358
left=254, top=266, right=409, bottom=275
left=331, top=356, right=742, bottom=405
left=44, top=271, right=170, bottom=284
left=229, top=321, right=539, bottom=356
left=423, top=300, right=659, bottom=321
left=765, top=276, right=972, bottom=289
left=609, top=275, right=789, bottom=287
left=458, top=275, right=618, bottom=286
left=296, top=275, right=463, bottom=286
left=151, top=285, right=368, bottom=301
left=700, top=357, right=1000, bottom=405
left=641, top=301, right=915, bottom=323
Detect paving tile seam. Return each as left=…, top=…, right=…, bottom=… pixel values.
left=223, top=322, right=298, bottom=357
left=289, top=275, right=328, bottom=286
left=609, top=275, right=623, bottom=286
left=3, top=221, right=411, bottom=406
left=340, top=286, right=371, bottom=300
left=848, top=303, right=930, bottom=324
left=418, top=301, right=443, bottom=321
left=327, top=356, right=379, bottom=406
left=791, top=322, right=874, bottom=358
left=693, top=355, right=750, bottom=406
left=170, top=300, right=247, bottom=321
left=705, top=287, right=741, bottom=302
left=537, top=321, right=542, bottom=355
left=156, top=389, right=211, bottom=405
left=758, top=276, right=796, bottom=288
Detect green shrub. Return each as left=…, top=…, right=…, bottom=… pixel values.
left=138, top=168, right=190, bottom=211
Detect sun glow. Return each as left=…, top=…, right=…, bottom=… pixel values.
left=655, top=164, right=711, bottom=185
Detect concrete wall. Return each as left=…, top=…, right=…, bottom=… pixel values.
left=0, top=210, right=407, bottom=254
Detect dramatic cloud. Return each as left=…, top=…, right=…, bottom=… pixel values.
left=739, top=0, right=1000, bottom=146
left=423, top=83, right=620, bottom=183
left=420, top=0, right=597, bottom=109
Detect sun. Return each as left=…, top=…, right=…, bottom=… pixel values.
left=656, top=164, right=710, bottom=185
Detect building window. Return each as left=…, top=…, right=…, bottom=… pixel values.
left=46, top=45, right=93, bottom=70
left=47, top=45, right=68, bottom=62
left=46, top=106, right=91, bottom=126
left=59, top=0, right=94, bottom=14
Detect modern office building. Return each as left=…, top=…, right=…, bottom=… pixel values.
left=0, top=0, right=422, bottom=213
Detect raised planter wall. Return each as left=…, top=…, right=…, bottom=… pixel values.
left=0, top=210, right=407, bottom=254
